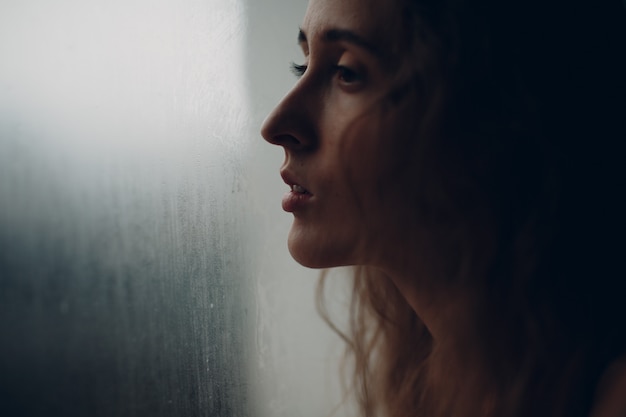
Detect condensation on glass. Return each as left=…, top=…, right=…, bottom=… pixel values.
left=0, top=0, right=347, bottom=416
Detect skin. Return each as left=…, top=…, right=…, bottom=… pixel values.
left=262, top=0, right=417, bottom=270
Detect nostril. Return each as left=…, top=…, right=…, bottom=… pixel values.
left=272, top=134, right=303, bottom=147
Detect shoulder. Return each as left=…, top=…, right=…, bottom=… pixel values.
left=589, top=358, right=626, bottom=417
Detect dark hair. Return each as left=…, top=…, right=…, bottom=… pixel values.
left=318, top=0, right=626, bottom=416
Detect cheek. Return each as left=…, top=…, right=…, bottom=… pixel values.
left=341, top=111, right=412, bottom=205
left=343, top=111, right=418, bottom=242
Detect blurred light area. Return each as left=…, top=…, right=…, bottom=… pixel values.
left=0, top=0, right=248, bottom=156
left=0, top=1, right=253, bottom=416
left=0, top=0, right=251, bottom=265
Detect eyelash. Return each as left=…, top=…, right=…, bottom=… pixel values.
left=289, top=62, right=363, bottom=85
left=290, top=62, right=307, bottom=77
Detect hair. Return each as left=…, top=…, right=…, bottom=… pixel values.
left=317, top=1, right=626, bottom=416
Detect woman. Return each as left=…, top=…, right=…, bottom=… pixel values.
left=261, top=0, right=626, bottom=416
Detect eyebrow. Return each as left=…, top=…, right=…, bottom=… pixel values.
left=298, top=28, right=381, bottom=57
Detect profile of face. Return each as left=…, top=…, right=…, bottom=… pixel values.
left=262, top=0, right=418, bottom=270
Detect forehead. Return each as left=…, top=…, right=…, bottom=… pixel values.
left=301, top=0, right=400, bottom=43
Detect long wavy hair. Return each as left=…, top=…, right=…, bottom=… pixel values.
left=317, top=0, right=626, bottom=416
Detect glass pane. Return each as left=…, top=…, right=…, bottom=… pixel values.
left=0, top=1, right=251, bottom=416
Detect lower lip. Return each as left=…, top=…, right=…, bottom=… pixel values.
left=282, top=191, right=313, bottom=212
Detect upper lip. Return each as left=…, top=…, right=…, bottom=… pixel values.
left=280, top=168, right=312, bottom=194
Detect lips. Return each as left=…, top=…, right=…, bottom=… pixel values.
left=281, top=170, right=313, bottom=212
left=281, top=169, right=312, bottom=195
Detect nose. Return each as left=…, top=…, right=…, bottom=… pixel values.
left=261, top=80, right=317, bottom=152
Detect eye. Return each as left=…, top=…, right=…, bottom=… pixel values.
left=290, top=62, right=307, bottom=78
left=333, top=65, right=364, bottom=86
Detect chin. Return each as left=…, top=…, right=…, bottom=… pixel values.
left=288, top=248, right=327, bottom=269
left=287, top=229, right=355, bottom=269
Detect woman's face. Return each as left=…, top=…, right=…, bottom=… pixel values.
left=262, top=0, right=418, bottom=269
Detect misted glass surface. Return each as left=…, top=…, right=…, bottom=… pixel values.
left=0, top=0, right=345, bottom=416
